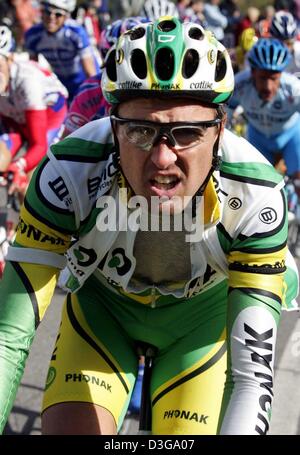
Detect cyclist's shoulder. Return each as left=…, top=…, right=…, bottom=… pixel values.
left=63, top=18, right=89, bottom=38
left=50, top=117, right=114, bottom=162
left=24, top=22, right=44, bottom=41
left=221, top=129, right=283, bottom=187
left=280, top=70, right=300, bottom=86
left=234, top=68, right=252, bottom=87
left=77, top=72, right=103, bottom=94
left=9, top=59, right=40, bottom=86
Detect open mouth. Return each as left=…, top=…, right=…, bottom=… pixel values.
left=150, top=175, right=180, bottom=191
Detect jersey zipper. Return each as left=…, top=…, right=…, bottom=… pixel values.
left=151, top=286, right=156, bottom=308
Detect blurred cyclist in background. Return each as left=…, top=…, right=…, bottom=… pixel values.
left=61, top=16, right=149, bottom=138
left=230, top=38, right=300, bottom=186
left=233, top=27, right=258, bottom=72
left=141, top=0, right=179, bottom=20
left=270, top=10, right=300, bottom=77
left=25, top=0, right=98, bottom=103
left=0, top=25, right=68, bottom=195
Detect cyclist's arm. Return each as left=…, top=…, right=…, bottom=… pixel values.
left=0, top=155, right=75, bottom=433
left=81, top=54, right=97, bottom=79
left=219, top=187, right=291, bottom=434
left=76, top=25, right=97, bottom=79
left=23, top=109, right=48, bottom=172
left=62, top=76, right=107, bottom=137
left=62, top=94, right=89, bottom=138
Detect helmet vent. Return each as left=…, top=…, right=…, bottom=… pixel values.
left=269, top=44, right=274, bottom=64
left=253, top=46, right=260, bottom=63
left=188, top=27, right=204, bottom=41
left=129, top=27, right=145, bottom=41
left=182, top=49, right=199, bottom=78
left=106, top=49, right=117, bottom=82
left=155, top=48, right=175, bottom=81
left=157, top=20, right=177, bottom=32
left=215, top=51, right=227, bottom=82
left=131, top=49, right=147, bottom=79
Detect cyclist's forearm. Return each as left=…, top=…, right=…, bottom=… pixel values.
left=0, top=263, right=37, bottom=433
left=81, top=55, right=97, bottom=78
left=218, top=288, right=281, bottom=435
left=0, top=261, right=58, bottom=433
left=24, top=110, right=48, bottom=172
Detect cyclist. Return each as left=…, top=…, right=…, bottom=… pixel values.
left=269, top=10, right=300, bottom=78
left=24, top=0, right=98, bottom=103
left=229, top=38, right=300, bottom=186
left=0, top=18, right=298, bottom=435
left=141, top=0, right=179, bottom=20
left=0, top=25, right=68, bottom=194
left=61, top=17, right=149, bottom=138
left=234, top=27, right=258, bottom=71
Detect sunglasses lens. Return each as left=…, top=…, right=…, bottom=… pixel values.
left=43, top=7, right=64, bottom=18
left=125, top=123, right=156, bottom=148
left=172, top=127, right=207, bottom=147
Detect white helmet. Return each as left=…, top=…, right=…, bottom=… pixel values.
left=142, top=0, right=179, bottom=20
left=41, top=0, right=76, bottom=13
left=102, top=17, right=234, bottom=105
left=270, top=11, right=298, bottom=40
left=0, top=26, right=14, bottom=57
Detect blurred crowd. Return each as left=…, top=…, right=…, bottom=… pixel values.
left=1, top=1, right=300, bottom=54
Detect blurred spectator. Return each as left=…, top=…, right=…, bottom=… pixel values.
left=10, top=0, right=39, bottom=46
left=235, top=6, right=260, bottom=45
left=220, top=0, right=241, bottom=48
left=203, top=0, right=228, bottom=42
left=185, top=0, right=207, bottom=27
left=257, top=5, right=275, bottom=38
left=110, top=1, right=144, bottom=20
left=0, top=1, right=15, bottom=27
left=274, top=0, right=294, bottom=11
left=220, top=0, right=240, bottom=19
left=76, top=1, right=102, bottom=46
left=92, top=0, right=110, bottom=26
left=177, top=0, right=192, bottom=21
left=292, top=0, right=300, bottom=24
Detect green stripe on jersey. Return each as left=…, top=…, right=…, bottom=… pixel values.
left=50, top=137, right=114, bottom=161
left=220, top=161, right=283, bottom=186
left=25, top=160, right=76, bottom=234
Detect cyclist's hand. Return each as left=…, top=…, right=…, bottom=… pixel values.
left=7, top=159, right=28, bottom=195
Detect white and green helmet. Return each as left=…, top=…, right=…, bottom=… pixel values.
left=102, top=17, right=234, bottom=105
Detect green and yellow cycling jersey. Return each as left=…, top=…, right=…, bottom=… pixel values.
left=0, top=118, right=298, bottom=434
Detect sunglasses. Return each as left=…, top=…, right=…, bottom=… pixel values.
left=111, top=115, right=221, bottom=151
left=42, top=7, right=67, bottom=18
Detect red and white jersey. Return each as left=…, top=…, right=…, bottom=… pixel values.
left=0, top=59, right=68, bottom=125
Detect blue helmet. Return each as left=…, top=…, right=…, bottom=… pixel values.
left=248, top=38, right=291, bottom=71
left=100, top=17, right=150, bottom=59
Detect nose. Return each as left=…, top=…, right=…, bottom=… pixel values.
left=264, top=79, right=273, bottom=91
left=150, top=140, right=177, bottom=169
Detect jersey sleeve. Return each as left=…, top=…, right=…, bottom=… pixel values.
left=74, top=25, right=94, bottom=58
left=64, top=92, right=90, bottom=133
left=0, top=152, right=76, bottom=433
left=218, top=185, right=294, bottom=434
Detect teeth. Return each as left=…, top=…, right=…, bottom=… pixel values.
left=154, top=176, right=178, bottom=184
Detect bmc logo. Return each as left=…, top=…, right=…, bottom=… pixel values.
left=259, top=208, right=277, bottom=224
left=158, top=35, right=176, bottom=42
left=228, top=197, right=242, bottom=210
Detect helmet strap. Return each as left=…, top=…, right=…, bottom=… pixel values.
left=190, top=123, right=222, bottom=218
left=196, top=122, right=222, bottom=196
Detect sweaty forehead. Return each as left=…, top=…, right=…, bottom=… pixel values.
left=118, top=98, right=216, bottom=121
